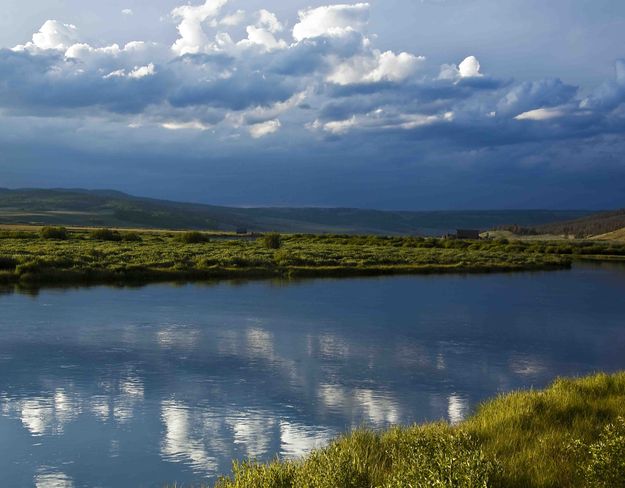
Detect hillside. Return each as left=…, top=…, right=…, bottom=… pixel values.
left=592, top=227, right=625, bottom=241
left=0, top=188, right=594, bottom=235
left=535, top=208, right=625, bottom=238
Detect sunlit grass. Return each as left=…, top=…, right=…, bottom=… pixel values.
left=211, top=372, right=625, bottom=488
left=2, top=228, right=623, bottom=286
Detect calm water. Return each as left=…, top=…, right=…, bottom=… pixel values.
left=1, top=263, right=625, bottom=487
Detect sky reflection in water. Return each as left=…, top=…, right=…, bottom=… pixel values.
left=1, top=262, right=625, bottom=487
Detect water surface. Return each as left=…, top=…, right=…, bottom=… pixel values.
left=1, top=262, right=625, bottom=487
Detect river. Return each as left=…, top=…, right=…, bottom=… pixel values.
left=1, top=262, right=624, bottom=487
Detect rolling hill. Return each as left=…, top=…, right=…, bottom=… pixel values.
left=535, top=208, right=625, bottom=238
left=0, top=188, right=595, bottom=235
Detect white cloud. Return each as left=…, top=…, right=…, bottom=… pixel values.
left=104, top=69, right=126, bottom=79
left=65, top=42, right=120, bottom=59
left=317, top=109, right=452, bottom=134
left=239, top=26, right=287, bottom=52
left=398, top=111, right=454, bottom=129
left=458, top=55, right=482, bottom=78
left=122, top=9, right=134, bottom=16
left=257, top=9, right=283, bottom=33
left=161, top=120, right=211, bottom=130
left=293, top=3, right=370, bottom=42
left=514, top=107, right=565, bottom=121
left=129, top=63, right=156, bottom=78
left=322, top=116, right=357, bottom=134
left=328, top=50, right=423, bottom=85
left=171, top=0, right=230, bottom=55
left=236, top=91, right=308, bottom=126
left=3, top=1, right=619, bottom=150
left=218, top=9, right=246, bottom=27
left=13, top=20, right=78, bottom=51
left=439, top=55, right=482, bottom=80
left=103, top=63, right=156, bottom=79
left=249, top=119, right=281, bottom=138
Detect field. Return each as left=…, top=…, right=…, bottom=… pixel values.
left=1, top=226, right=625, bottom=287
left=211, top=372, right=625, bottom=488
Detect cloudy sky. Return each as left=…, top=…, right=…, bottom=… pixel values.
left=1, top=0, right=625, bottom=209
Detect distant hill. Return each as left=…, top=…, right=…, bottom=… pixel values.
left=0, top=188, right=595, bottom=235
left=592, top=227, right=625, bottom=242
left=535, top=209, right=625, bottom=238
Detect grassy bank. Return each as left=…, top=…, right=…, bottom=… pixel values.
left=1, top=227, right=625, bottom=287
left=212, top=372, right=625, bottom=488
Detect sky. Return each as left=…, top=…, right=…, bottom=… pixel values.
left=1, top=0, right=625, bottom=210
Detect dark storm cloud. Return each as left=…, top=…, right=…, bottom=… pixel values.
left=1, top=1, right=625, bottom=210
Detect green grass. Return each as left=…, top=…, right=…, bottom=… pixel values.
left=2, top=229, right=625, bottom=287
left=211, top=372, right=625, bottom=488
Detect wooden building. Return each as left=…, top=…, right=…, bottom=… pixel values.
left=456, top=229, right=481, bottom=240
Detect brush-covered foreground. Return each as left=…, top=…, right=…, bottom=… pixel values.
left=212, top=373, right=625, bottom=488
left=1, top=227, right=625, bottom=286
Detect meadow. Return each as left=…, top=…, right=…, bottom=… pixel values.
left=2, top=226, right=625, bottom=287
left=213, top=372, right=625, bottom=488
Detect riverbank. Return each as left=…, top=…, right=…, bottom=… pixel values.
left=2, top=228, right=625, bottom=287
left=212, top=372, right=625, bottom=488
left=0, top=228, right=595, bottom=287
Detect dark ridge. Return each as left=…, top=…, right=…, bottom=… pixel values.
left=0, top=187, right=596, bottom=235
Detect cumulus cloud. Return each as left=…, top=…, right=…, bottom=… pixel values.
left=327, top=50, right=424, bottom=85
left=13, top=20, right=78, bottom=51
left=439, top=55, right=483, bottom=80
left=1, top=0, right=625, bottom=149
left=293, top=3, right=370, bottom=41
left=257, top=9, right=283, bottom=33
left=171, top=0, right=229, bottom=55
left=218, top=9, right=246, bottom=27
left=122, top=9, right=134, bottom=16
left=239, top=25, right=287, bottom=52
left=458, top=56, right=482, bottom=78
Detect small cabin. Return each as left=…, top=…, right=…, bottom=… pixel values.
left=456, top=229, right=481, bottom=240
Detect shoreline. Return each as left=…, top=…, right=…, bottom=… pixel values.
left=4, top=229, right=625, bottom=290
left=0, top=261, right=572, bottom=289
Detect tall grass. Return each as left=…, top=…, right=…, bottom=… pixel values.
left=215, top=426, right=497, bottom=488
left=211, top=372, right=625, bottom=488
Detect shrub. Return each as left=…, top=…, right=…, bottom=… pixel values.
left=40, top=226, right=68, bottom=240
left=0, top=230, right=36, bottom=239
left=0, top=256, right=18, bottom=270
left=263, top=233, right=282, bottom=249
left=574, top=417, right=625, bottom=487
left=121, top=232, right=142, bottom=242
left=176, top=231, right=210, bottom=244
left=90, top=228, right=122, bottom=241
